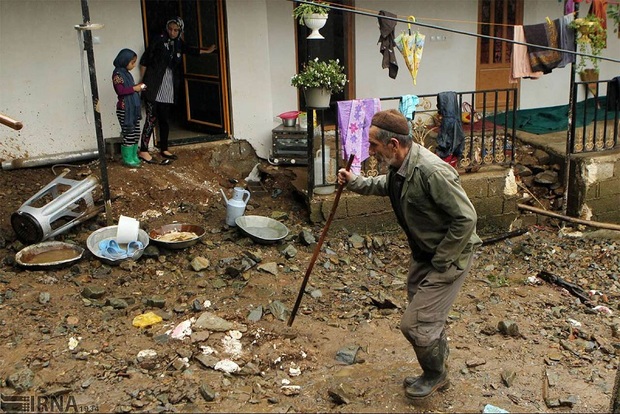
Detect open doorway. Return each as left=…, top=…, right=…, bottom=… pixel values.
left=141, top=0, right=231, bottom=146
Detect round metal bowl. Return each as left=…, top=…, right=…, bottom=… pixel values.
left=235, top=215, right=289, bottom=244
left=148, top=223, right=205, bottom=250
left=86, top=226, right=149, bottom=265
left=281, top=117, right=297, bottom=127
left=279, top=111, right=299, bottom=127
left=15, top=241, right=84, bottom=269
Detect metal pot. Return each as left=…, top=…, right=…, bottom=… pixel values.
left=279, top=111, right=299, bottom=127
left=149, top=223, right=205, bottom=250
left=282, top=117, right=297, bottom=127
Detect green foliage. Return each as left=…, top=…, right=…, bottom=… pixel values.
left=291, top=58, right=348, bottom=93
left=293, top=1, right=329, bottom=26
left=609, top=5, right=620, bottom=34
left=487, top=274, right=509, bottom=287
left=569, top=15, right=607, bottom=73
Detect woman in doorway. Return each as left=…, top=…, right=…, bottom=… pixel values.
left=139, top=17, right=216, bottom=163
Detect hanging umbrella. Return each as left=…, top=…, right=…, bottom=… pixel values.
left=395, top=16, right=425, bottom=85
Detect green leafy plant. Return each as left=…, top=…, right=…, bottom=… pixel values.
left=608, top=5, right=620, bottom=35
left=293, top=1, right=329, bottom=26
left=487, top=274, right=509, bottom=287
left=291, top=58, right=348, bottom=93
left=569, top=15, right=607, bottom=73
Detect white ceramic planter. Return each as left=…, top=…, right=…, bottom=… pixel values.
left=304, top=13, right=328, bottom=39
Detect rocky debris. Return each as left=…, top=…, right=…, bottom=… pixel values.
left=514, top=143, right=565, bottom=211
left=498, top=320, right=520, bottom=337
left=328, top=382, right=355, bottom=405
left=335, top=345, right=363, bottom=365
left=6, top=368, right=34, bottom=392
left=0, top=150, right=619, bottom=412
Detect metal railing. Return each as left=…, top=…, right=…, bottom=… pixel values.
left=357, top=88, right=517, bottom=176
left=569, top=78, right=620, bottom=154
left=306, top=88, right=518, bottom=196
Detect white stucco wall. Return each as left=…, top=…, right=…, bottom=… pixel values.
left=354, top=0, right=478, bottom=109
left=0, top=0, right=144, bottom=160
left=226, top=0, right=298, bottom=159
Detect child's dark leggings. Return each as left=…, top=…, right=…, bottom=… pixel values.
left=141, top=100, right=172, bottom=152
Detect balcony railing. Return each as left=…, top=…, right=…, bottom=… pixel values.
left=306, top=88, right=518, bottom=196
left=569, top=78, right=620, bottom=154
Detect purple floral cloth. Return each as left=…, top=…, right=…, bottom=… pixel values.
left=337, top=99, right=381, bottom=174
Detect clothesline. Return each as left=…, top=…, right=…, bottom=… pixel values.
left=293, top=0, right=620, bottom=65
left=324, top=1, right=620, bottom=26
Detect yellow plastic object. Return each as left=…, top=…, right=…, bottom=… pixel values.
left=132, top=311, right=163, bottom=328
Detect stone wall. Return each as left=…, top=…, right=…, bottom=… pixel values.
left=309, top=166, right=522, bottom=237
left=567, top=148, right=620, bottom=224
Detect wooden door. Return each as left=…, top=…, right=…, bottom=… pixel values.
left=182, top=0, right=229, bottom=134
left=475, top=0, right=523, bottom=111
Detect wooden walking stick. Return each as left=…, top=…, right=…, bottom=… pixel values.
left=288, top=154, right=355, bottom=327
left=0, top=113, right=23, bottom=131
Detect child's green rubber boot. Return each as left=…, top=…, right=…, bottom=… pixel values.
left=131, top=144, right=142, bottom=165
left=121, top=144, right=141, bottom=167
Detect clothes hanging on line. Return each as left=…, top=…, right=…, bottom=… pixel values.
left=377, top=10, right=399, bottom=79
left=399, top=95, right=420, bottom=120
left=608, top=76, right=620, bottom=111
left=435, top=92, right=465, bottom=161
left=524, top=18, right=562, bottom=74
left=557, top=14, right=576, bottom=68
left=337, top=98, right=381, bottom=175
left=510, top=25, right=543, bottom=82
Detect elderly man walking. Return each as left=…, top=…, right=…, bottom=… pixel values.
left=337, top=109, right=481, bottom=399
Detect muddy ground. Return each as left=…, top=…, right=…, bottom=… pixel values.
left=0, top=140, right=619, bottom=413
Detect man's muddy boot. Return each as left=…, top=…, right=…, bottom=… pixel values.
left=404, top=333, right=449, bottom=399
left=403, top=331, right=449, bottom=388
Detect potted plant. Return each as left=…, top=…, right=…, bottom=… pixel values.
left=293, top=1, right=329, bottom=39
left=291, top=58, right=347, bottom=108
left=569, top=15, right=606, bottom=76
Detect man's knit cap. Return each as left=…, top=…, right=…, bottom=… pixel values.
left=371, top=109, right=409, bottom=135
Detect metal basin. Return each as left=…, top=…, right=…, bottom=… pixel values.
left=279, top=111, right=299, bottom=127
left=15, top=241, right=84, bottom=269
left=86, top=225, right=149, bottom=265
left=235, top=215, right=289, bottom=244
left=149, top=223, right=205, bottom=249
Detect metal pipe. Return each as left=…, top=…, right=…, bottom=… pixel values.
left=79, top=0, right=112, bottom=226
left=1, top=150, right=99, bottom=170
